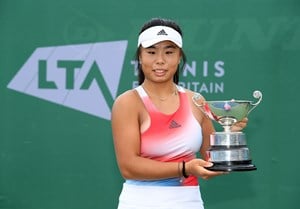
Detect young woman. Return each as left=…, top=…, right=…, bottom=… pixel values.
left=111, top=18, right=247, bottom=209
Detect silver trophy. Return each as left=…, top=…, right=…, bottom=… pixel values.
left=192, top=91, right=262, bottom=171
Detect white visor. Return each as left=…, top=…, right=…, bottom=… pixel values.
left=137, top=26, right=182, bottom=48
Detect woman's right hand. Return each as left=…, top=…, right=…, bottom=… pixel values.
left=185, top=159, right=227, bottom=180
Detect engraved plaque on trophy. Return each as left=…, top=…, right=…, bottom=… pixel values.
left=192, top=91, right=262, bottom=171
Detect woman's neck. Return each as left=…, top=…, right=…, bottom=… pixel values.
left=142, top=82, right=178, bottom=101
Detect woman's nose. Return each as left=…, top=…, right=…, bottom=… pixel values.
left=155, top=53, right=165, bottom=64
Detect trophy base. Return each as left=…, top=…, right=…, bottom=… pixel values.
left=207, top=161, right=257, bottom=172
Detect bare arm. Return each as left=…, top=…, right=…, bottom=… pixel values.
left=111, top=91, right=180, bottom=180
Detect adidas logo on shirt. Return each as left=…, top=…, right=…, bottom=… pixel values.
left=169, top=120, right=181, bottom=129
left=157, top=29, right=168, bottom=36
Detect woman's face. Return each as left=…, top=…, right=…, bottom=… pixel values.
left=139, top=40, right=181, bottom=83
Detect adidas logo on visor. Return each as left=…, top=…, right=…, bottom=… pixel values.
left=157, top=29, right=168, bottom=36
left=137, top=26, right=182, bottom=48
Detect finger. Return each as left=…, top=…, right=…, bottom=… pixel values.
left=201, top=170, right=227, bottom=179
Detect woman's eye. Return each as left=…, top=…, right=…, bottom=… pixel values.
left=166, top=51, right=174, bottom=54
left=147, top=51, right=155, bottom=54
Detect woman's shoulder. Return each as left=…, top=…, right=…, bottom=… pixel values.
left=116, top=88, right=137, bottom=99
left=112, top=88, right=141, bottom=110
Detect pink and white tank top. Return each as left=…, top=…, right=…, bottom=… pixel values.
left=126, top=85, right=202, bottom=186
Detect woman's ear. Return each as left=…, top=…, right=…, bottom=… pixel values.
left=179, top=56, right=182, bottom=65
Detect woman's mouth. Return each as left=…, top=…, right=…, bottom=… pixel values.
left=153, top=69, right=167, bottom=76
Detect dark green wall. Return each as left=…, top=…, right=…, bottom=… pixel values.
left=1, top=0, right=299, bottom=209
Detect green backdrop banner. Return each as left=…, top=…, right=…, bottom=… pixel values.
left=1, top=0, right=299, bottom=209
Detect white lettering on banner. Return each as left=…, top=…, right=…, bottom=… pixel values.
left=7, top=40, right=226, bottom=119
left=179, top=82, right=224, bottom=93
left=7, top=41, right=128, bottom=120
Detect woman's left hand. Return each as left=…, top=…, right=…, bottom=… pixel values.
left=230, top=117, right=248, bottom=132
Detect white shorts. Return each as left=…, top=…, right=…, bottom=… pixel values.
left=117, top=183, right=204, bottom=209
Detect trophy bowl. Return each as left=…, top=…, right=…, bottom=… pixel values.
left=192, top=91, right=262, bottom=172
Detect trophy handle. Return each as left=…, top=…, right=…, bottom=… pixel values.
left=192, top=93, right=219, bottom=121
left=248, top=90, right=263, bottom=114
left=192, top=93, right=204, bottom=108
